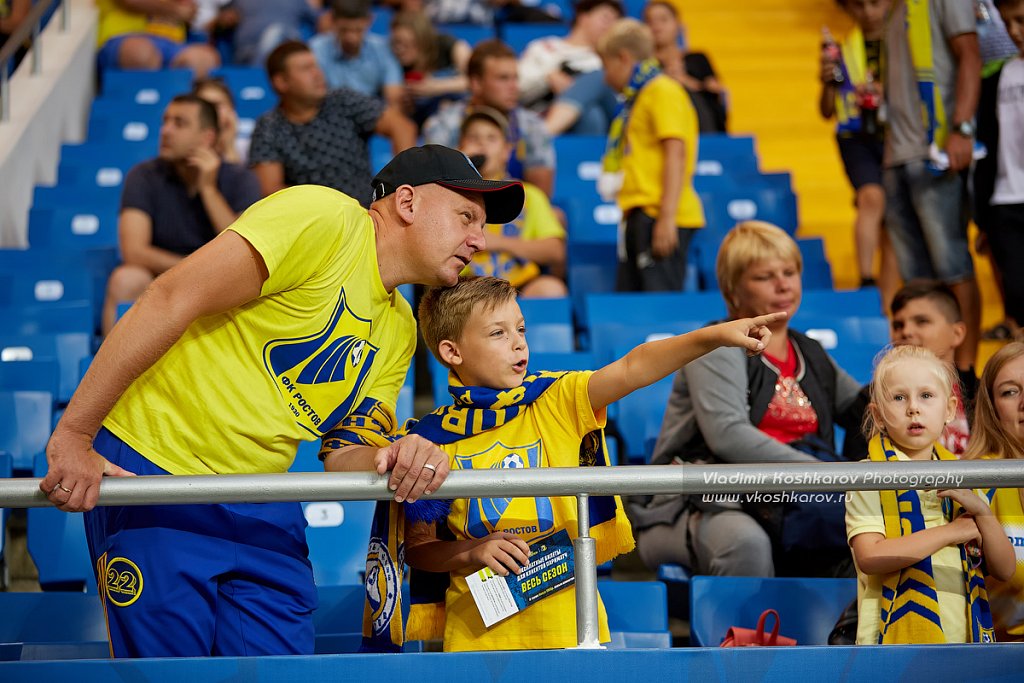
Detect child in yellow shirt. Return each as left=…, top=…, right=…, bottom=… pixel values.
left=404, top=276, right=782, bottom=651
left=598, top=18, right=704, bottom=292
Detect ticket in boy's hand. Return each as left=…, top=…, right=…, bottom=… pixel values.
left=466, top=529, right=576, bottom=628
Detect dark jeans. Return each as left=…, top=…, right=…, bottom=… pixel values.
left=987, top=202, right=1024, bottom=324
left=616, top=209, right=695, bottom=292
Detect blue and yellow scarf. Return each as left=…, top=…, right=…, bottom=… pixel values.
left=359, top=371, right=634, bottom=651
left=835, top=26, right=867, bottom=135
left=869, top=435, right=995, bottom=644
left=904, top=0, right=949, bottom=150
left=602, top=58, right=662, bottom=174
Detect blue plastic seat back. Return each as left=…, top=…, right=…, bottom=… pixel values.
left=0, top=334, right=91, bottom=404
left=436, top=23, right=496, bottom=46
left=28, top=205, right=120, bottom=252
left=59, top=141, right=152, bottom=168
left=0, top=592, right=107, bottom=644
left=290, top=441, right=379, bottom=586
left=793, top=315, right=890, bottom=351
left=28, top=453, right=96, bottom=590
left=566, top=242, right=617, bottom=327
left=501, top=22, right=570, bottom=55
left=101, top=69, right=193, bottom=104
left=529, top=351, right=596, bottom=373
left=598, top=579, right=669, bottom=632
left=796, top=237, right=833, bottom=290
left=689, top=575, right=857, bottom=646
left=369, top=135, right=392, bottom=175
left=519, top=297, right=575, bottom=353
left=559, top=194, right=621, bottom=245
left=0, top=358, right=60, bottom=399
left=799, top=288, right=882, bottom=317
left=608, top=344, right=675, bottom=463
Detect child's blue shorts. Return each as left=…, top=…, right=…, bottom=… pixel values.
left=84, top=427, right=317, bottom=658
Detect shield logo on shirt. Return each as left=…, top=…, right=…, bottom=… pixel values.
left=454, top=440, right=554, bottom=539
left=263, top=289, right=379, bottom=436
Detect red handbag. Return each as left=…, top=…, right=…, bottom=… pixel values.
left=720, top=609, right=798, bottom=647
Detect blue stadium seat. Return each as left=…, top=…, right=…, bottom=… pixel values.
left=608, top=343, right=674, bottom=463
left=33, top=184, right=122, bottom=209
left=828, top=342, right=880, bottom=385
left=429, top=356, right=454, bottom=408
left=792, top=315, right=890, bottom=350
left=559, top=194, right=620, bottom=245
left=28, top=206, right=120, bottom=252
left=800, top=288, right=882, bottom=317
left=101, top=68, right=193, bottom=104
left=0, top=358, right=60, bottom=398
left=552, top=134, right=604, bottom=199
left=689, top=575, right=856, bottom=646
left=0, top=334, right=91, bottom=404
left=694, top=136, right=760, bottom=179
left=518, top=297, right=574, bottom=353
left=0, top=302, right=94, bottom=337
left=582, top=291, right=721, bottom=363
left=797, top=237, right=833, bottom=290
left=529, top=351, right=596, bottom=372
left=0, top=265, right=97, bottom=332
left=370, top=135, right=392, bottom=175
left=87, top=115, right=162, bottom=145
left=59, top=141, right=151, bottom=168
left=369, top=6, right=394, bottom=35
left=566, top=241, right=617, bottom=326
left=437, top=23, right=496, bottom=46
left=501, top=23, right=570, bottom=55
left=290, top=441, right=377, bottom=586
left=599, top=579, right=671, bottom=648
left=211, top=65, right=273, bottom=103
left=27, top=453, right=96, bottom=591
left=0, top=592, right=107, bottom=645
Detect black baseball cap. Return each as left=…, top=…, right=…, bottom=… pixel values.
left=371, top=144, right=525, bottom=225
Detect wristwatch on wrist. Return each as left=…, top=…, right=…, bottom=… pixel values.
left=952, top=120, right=975, bottom=137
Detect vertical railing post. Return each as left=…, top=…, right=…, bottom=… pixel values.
left=30, top=16, right=41, bottom=75
left=574, top=493, right=602, bottom=649
left=60, top=0, right=69, bottom=32
left=1, top=60, right=8, bottom=122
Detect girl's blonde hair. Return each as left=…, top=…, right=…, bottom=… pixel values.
left=864, top=345, right=959, bottom=441
left=964, top=341, right=1024, bottom=462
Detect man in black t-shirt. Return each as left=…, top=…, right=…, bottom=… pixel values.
left=249, top=41, right=417, bottom=205
left=101, top=94, right=262, bottom=335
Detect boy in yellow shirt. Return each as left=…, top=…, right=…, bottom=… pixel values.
left=458, top=107, right=568, bottom=298
left=598, top=18, right=704, bottom=292
left=402, top=276, right=782, bottom=651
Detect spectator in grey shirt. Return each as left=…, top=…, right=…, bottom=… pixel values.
left=632, top=221, right=867, bottom=579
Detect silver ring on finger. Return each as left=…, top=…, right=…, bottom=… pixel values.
left=422, top=463, right=437, bottom=474
left=53, top=482, right=73, bottom=495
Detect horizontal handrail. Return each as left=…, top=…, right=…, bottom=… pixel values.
left=2, top=460, right=1024, bottom=508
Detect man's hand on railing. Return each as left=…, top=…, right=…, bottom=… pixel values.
left=374, top=434, right=450, bottom=503
left=40, top=428, right=135, bottom=513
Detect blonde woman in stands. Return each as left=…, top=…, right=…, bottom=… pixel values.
left=964, top=341, right=1024, bottom=641
left=631, top=221, right=868, bottom=578
left=846, top=345, right=1013, bottom=644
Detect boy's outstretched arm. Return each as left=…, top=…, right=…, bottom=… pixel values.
left=587, top=312, right=786, bottom=413
left=850, top=517, right=982, bottom=576
left=405, top=521, right=532, bottom=577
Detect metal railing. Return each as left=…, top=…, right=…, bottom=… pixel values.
left=3, top=459, right=1024, bottom=648
left=0, top=0, right=67, bottom=122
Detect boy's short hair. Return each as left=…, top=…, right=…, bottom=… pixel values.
left=332, top=0, right=372, bottom=19
left=467, top=40, right=517, bottom=80
left=598, top=18, right=654, bottom=60
left=573, top=0, right=625, bottom=25
left=716, top=221, right=803, bottom=311
left=266, top=40, right=311, bottom=81
left=459, top=105, right=510, bottom=140
left=419, top=277, right=518, bottom=368
left=890, top=279, right=963, bottom=323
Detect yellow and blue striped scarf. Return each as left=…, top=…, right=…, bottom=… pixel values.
left=359, top=371, right=634, bottom=651
left=835, top=26, right=868, bottom=134
left=870, top=435, right=996, bottom=644
left=904, top=0, right=949, bottom=150
left=602, top=58, right=662, bottom=174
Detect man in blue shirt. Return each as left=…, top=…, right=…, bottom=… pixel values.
left=309, top=0, right=403, bottom=110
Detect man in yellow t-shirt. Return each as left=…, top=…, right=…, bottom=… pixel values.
left=39, top=145, right=525, bottom=659
left=458, top=106, right=568, bottom=299
left=599, top=19, right=704, bottom=292
left=95, top=0, right=219, bottom=74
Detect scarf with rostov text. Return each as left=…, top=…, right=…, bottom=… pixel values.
left=869, top=434, right=995, bottom=644
left=359, top=370, right=634, bottom=651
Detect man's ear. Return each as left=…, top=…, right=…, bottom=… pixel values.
left=271, top=72, right=288, bottom=97
left=392, top=185, right=416, bottom=225
left=438, top=339, right=463, bottom=367
left=950, top=320, right=967, bottom=349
